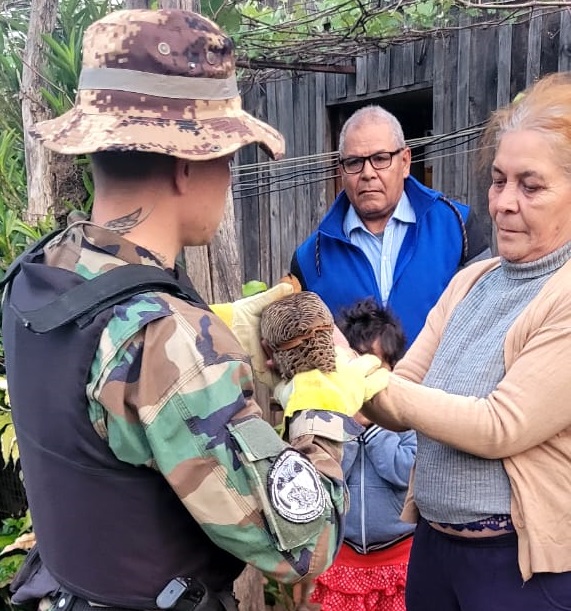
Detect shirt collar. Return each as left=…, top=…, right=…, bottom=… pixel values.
left=46, top=221, right=166, bottom=271
left=44, top=221, right=196, bottom=289
left=393, top=190, right=415, bottom=224
left=81, top=223, right=165, bottom=268
left=343, top=189, right=415, bottom=238
left=79, top=223, right=194, bottom=284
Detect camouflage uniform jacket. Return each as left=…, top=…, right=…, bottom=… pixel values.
left=42, top=222, right=355, bottom=583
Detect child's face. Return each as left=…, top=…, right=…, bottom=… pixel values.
left=358, top=338, right=391, bottom=370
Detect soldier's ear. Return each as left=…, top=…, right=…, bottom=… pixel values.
left=173, top=158, right=193, bottom=194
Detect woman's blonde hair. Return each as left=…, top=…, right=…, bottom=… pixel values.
left=480, top=72, right=571, bottom=176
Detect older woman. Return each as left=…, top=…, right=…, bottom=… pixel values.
left=362, top=71, right=571, bottom=610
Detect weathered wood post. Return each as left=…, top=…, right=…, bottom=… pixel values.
left=157, top=1, right=266, bottom=608
left=20, top=0, right=59, bottom=223
left=124, top=0, right=151, bottom=7
left=159, top=0, right=201, bottom=10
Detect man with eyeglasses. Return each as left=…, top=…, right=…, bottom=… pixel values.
left=291, top=105, right=491, bottom=346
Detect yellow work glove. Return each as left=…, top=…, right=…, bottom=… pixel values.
left=210, top=281, right=296, bottom=389
left=274, top=354, right=389, bottom=420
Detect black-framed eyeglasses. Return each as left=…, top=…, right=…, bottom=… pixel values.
left=339, top=148, right=405, bottom=174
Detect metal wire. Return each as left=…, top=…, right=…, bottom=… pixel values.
left=231, top=122, right=489, bottom=200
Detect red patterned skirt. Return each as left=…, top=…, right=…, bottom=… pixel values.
left=310, top=537, right=412, bottom=611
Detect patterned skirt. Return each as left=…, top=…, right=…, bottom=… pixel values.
left=310, top=537, right=412, bottom=611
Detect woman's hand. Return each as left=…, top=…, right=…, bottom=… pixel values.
left=353, top=411, right=373, bottom=427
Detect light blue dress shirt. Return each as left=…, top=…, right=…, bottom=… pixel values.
left=342, top=192, right=416, bottom=304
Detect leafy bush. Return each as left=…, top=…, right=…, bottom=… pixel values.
left=0, top=512, right=32, bottom=610
left=0, top=3, right=123, bottom=606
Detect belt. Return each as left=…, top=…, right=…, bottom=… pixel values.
left=51, top=590, right=237, bottom=611
left=52, top=592, right=151, bottom=611
left=52, top=592, right=135, bottom=611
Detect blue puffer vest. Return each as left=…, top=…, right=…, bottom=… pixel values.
left=292, top=176, right=486, bottom=346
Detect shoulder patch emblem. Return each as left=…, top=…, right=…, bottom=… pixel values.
left=268, top=449, right=326, bottom=523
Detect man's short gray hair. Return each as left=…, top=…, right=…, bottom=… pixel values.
left=338, top=106, right=406, bottom=156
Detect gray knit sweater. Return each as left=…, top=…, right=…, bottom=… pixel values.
left=414, top=242, right=571, bottom=524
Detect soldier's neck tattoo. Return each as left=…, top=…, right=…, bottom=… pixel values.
left=104, top=208, right=144, bottom=235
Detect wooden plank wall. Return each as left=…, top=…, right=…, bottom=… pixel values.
left=233, top=8, right=570, bottom=287
left=233, top=72, right=330, bottom=286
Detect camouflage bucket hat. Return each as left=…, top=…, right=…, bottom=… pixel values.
left=31, top=9, right=285, bottom=161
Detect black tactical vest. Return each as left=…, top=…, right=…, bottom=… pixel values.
left=1, top=240, right=244, bottom=608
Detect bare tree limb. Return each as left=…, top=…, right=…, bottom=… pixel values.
left=457, top=0, right=569, bottom=5
left=456, top=0, right=568, bottom=7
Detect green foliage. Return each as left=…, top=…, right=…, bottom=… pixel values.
left=361, top=10, right=404, bottom=39
left=0, top=376, right=18, bottom=469
left=0, top=131, right=26, bottom=213
left=0, top=515, right=31, bottom=550
left=263, top=576, right=294, bottom=610
left=202, top=0, right=242, bottom=32
left=0, top=17, right=112, bottom=595
left=38, top=0, right=122, bottom=217
left=0, top=379, right=30, bottom=610
left=0, top=0, right=121, bottom=281
left=0, top=554, right=22, bottom=589
left=0, top=4, right=27, bottom=135
left=0, top=8, right=28, bottom=268
left=0, top=512, right=32, bottom=609
left=0, top=200, right=54, bottom=277
left=242, top=279, right=268, bottom=297
left=402, top=0, right=455, bottom=29
left=0, top=21, right=124, bottom=599
left=0, top=7, right=28, bottom=244
left=41, top=0, right=122, bottom=117
left=230, top=0, right=491, bottom=61
left=0, top=407, right=18, bottom=470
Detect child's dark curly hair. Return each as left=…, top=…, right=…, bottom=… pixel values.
left=337, top=297, right=406, bottom=369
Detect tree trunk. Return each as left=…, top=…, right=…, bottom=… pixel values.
left=20, top=0, right=58, bottom=223
left=167, top=0, right=266, bottom=603
left=233, top=564, right=266, bottom=611
left=208, top=193, right=242, bottom=302
left=21, top=0, right=263, bottom=607
left=124, top=0, right=151, bottom=7
left=159, top=0, right=201, bottom=10
left=183, top=195, right=267, bottom=611
left=183, top=192, right=242, bottom=302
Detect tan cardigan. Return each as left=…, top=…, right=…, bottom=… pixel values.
left=364, top=257, right=571, bottom=580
